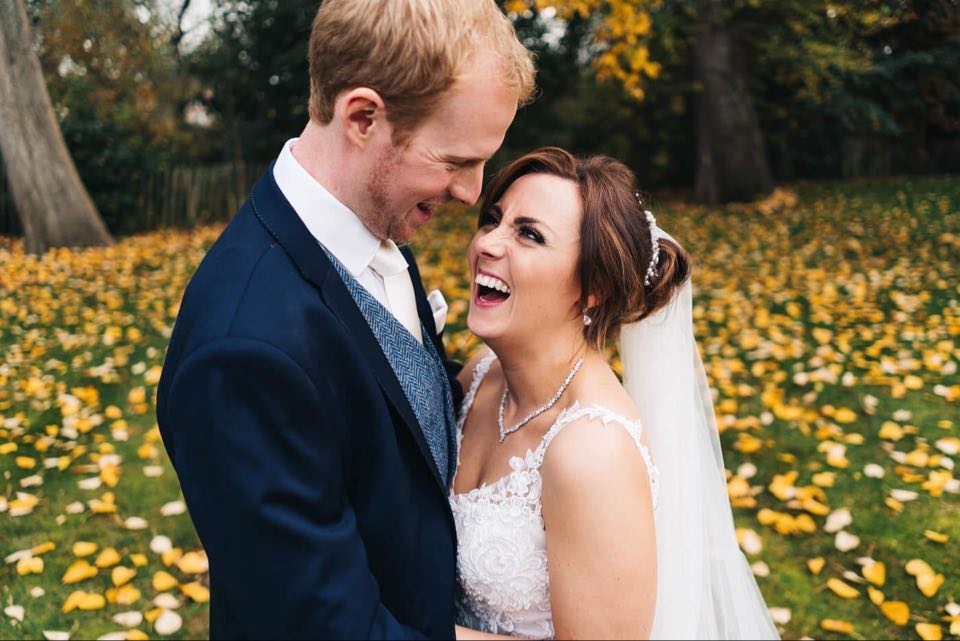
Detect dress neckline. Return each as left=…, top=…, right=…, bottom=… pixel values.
left=451, top=351, right=645, bottom=499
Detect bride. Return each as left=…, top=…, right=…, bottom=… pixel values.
left=449, top=147, right=779, bottom=640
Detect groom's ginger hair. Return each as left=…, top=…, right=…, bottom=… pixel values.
left=481, top=147, right=692, bottom=350
left=308, top=0, right=535, bottom=140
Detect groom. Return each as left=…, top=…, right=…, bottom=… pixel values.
left=156, top=0, right=534, bottom=638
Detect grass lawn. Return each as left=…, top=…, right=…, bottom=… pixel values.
left=1, top=175, right=958, bottom=640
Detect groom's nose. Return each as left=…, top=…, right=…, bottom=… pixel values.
left=449, top=164, right=484, bottom=205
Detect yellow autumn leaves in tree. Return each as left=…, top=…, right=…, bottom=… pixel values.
left=505, top=0, right=659, bottom=99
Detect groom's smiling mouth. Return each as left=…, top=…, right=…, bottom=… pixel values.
left=474, top=270, right=511, bottom=306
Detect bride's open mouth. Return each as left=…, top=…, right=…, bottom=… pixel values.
left=473, top=271, right=511, bottom=308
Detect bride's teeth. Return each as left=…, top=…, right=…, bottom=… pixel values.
left=474, top=273, right=511, bottom=295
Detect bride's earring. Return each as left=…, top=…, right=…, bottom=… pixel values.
left=583, top=310, right=592, bottom=327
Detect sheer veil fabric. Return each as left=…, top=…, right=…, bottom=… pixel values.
left=619, top=237, right=780, bottom=639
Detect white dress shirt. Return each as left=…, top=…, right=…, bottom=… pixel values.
left=273, top=138, right=394, bottom=310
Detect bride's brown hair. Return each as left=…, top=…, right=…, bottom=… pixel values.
left=480, top=147, right=691, bottom=349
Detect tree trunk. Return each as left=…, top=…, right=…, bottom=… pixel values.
left=0, top=0, right=112, bottom=254
left=693, top=0, right=773, bottom=204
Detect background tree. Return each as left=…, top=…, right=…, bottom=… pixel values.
left=189, top=2, right=316, bottom=169
left=506, top=0, right=773, bottom=203
left=691, top=0, right=773, bottom=203
left=28, top=0, right=203, bottom=234
left=0, top=0, right=112, bottom=253
left=5, top=0, right=956, bottom=240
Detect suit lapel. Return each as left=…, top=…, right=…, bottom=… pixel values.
left=248, top=166, right=447, bottom=492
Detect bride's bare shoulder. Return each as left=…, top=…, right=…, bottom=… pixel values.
left=539, top=362, right=652, bottom=494
left=567, top=360, right=642, bottom=422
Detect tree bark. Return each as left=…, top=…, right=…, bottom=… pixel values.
left=0, top=0, right=112, bottom=253
left=693, top=0, right=773, bottom=204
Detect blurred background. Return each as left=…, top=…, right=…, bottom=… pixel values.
left=0, top=1, right=958, bottom=639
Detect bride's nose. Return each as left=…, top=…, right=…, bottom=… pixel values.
left=474, top=228, right=507, bottom=259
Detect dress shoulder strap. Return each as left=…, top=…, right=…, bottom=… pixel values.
left=533, top=402, right=660, bottom=509
left=458, top=350, right=498, bottom=429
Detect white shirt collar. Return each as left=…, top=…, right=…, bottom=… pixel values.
left=272, top=138, right=380, bottom=276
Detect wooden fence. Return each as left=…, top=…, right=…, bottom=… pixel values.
left=135, top=161, right=265, bottom=231
left=0, top=160, right=265, bottom=237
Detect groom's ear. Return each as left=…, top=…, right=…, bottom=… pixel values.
left=338, top=87, right=390, bottom=148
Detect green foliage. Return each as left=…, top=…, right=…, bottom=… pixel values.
left=26, top=0, right=202, bottom=234
left=187, top=1, right=316, bottom=164
left=7, top=0, right=958, bottom=236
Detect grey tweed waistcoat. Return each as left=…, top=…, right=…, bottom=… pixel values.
left=322, top=246, right=458, bottom=488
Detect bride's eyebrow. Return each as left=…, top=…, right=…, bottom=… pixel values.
left=514, top=215, right=553, bottom=234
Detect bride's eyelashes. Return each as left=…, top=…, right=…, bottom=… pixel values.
left=520, top=226, right=545, bottom=244
left=477, top=207, right=547, bottom=245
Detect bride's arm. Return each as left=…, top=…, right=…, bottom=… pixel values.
left=540, top=417, right=658, bottom=640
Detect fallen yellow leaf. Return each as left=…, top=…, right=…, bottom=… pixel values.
left=862, top=561, right=886, bottom=586
left=62, top=590, right=106, bottom=613
left=916, top=623, right=943, bottom=641
left=111, top=565, right=136, bottom=587
left=906, top=559, right=934, bottom=576
left=161, top=548, right=182, bottom=567
left=176, top=550, right=208, bottom=575
left=808, top=557, right=826, bottom=575
left=72, top=541, right=98, bottom=557
left=153, top=570, right=178, bottom=592
left=16, top=556, right=44, bottom=576
left=107, top=584, right=142, bottom=606
left=880, top=601, right=909, bottom=626
left=62, top=560, right=98, bottom=585
left=917, top=572, right=945, bottom=598
left=820, top=619, right=855, bottom=635
left=827, top=578, right=860, bottom=599
left=31, top=541, right=55, bottom=555
left=180, top=581, right=210, bottom=603
left=95, top=547, right=121, bottom=568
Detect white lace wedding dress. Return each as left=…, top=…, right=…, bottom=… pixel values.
left=450, top=351, right=660, bottom=639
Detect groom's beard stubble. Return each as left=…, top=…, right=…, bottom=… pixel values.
left=365, top=146, right=404, bottom=242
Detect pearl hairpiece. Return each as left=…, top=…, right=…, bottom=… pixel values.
left=639, top=192, right=662, bottom=287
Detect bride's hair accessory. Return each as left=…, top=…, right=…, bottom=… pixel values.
left=640, top=194, right=662, bottom=287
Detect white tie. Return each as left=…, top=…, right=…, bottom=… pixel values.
left=369, top=240, right=423, bottom=345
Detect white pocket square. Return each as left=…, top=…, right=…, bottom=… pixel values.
left=427, top=289, right=448, bottom=334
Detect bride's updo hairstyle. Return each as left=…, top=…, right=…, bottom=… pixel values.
left=480, top=146, right=691, bottom=349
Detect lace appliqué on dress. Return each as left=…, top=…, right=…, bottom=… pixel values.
left=450, top=352, right=660, bottom=639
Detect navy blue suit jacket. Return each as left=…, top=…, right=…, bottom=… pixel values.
left=157, top=166, right=462, bottom=640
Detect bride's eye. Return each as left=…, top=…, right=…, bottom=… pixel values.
left=478, top=209, right=500, bottom=230
left=520, top=226, right=545, bottom=244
